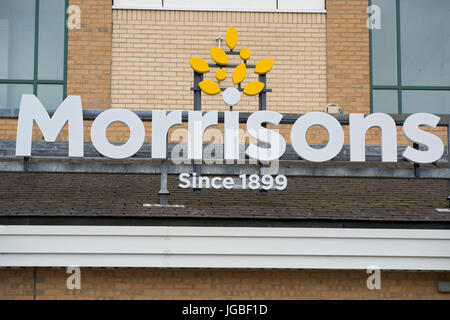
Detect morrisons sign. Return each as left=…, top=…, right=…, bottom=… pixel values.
left=15, top=94, right=444, bottom=165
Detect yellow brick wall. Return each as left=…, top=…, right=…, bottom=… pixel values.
left=1, top=268, right=449, bottom=300
left=326, top=0, right=370, bottom=114
left=67, top=0, right=112, bottom=110
left=111, top=10, right=327, bottom=113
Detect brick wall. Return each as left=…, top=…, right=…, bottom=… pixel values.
left=1, top=268, right=449, bottom=300
left=326, top=0, right=370, bottom=114
left=67, top=0, right=112, bottom=110
left=111, top=10, right=327, bottom=113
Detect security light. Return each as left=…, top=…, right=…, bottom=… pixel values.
left=325, top=103, right=342, bottom=115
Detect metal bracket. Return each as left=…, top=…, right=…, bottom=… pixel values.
left=23, top=157, right=29, bottom=172
left=158, top=160, right=170, bottom=205
left=413, top=143, right=420, bottom=178
left=216, top=35, right=223, bottom=49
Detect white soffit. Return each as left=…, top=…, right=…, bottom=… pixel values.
left=112, top=0, right=326, bottom=13
left=1, top=226, right=450, bottom=270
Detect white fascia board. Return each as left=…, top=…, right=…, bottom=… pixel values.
left=278, top=0, right=325, bottom=11
left=112, top=0, right=326, bottom=13
left=164, top=0, right=276, bottom=10
left=1, top=226, right=450, bottom=270
left=113, top=0, right=162, bottom=9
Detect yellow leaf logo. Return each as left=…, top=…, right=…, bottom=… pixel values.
left=199, top=80, right=221, bottom=95
left=189, top=57, right=210, bottom=74
left=232, top=63, right=247, bottom=85
left=216, top=69, right=227, bottom=81
left=255, top=59, right=274, bottom=75
left=225, top=26, right=238, bottom=51
left=243, top=81, right=265, bottom=96
left=189, top=27, right=273, bottom=106
left=210, top=47, right=228, bottom=66
left=240, top=48, right=251, bottom=61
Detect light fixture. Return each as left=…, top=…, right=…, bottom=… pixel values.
left=325, top=103, right=342, bottom=115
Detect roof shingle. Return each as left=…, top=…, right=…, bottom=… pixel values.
left=0, top=172, right=448, bottom=223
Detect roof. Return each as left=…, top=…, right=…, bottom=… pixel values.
left=0, top=172, right=449, bottom=225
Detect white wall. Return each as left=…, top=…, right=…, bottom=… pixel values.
left=113, top=0, right=326, bottom=12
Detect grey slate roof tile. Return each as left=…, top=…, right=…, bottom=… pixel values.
left=0, top=172, right=448, bottom=222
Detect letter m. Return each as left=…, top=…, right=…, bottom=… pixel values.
left=15, top=95, right=84, bottom=157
